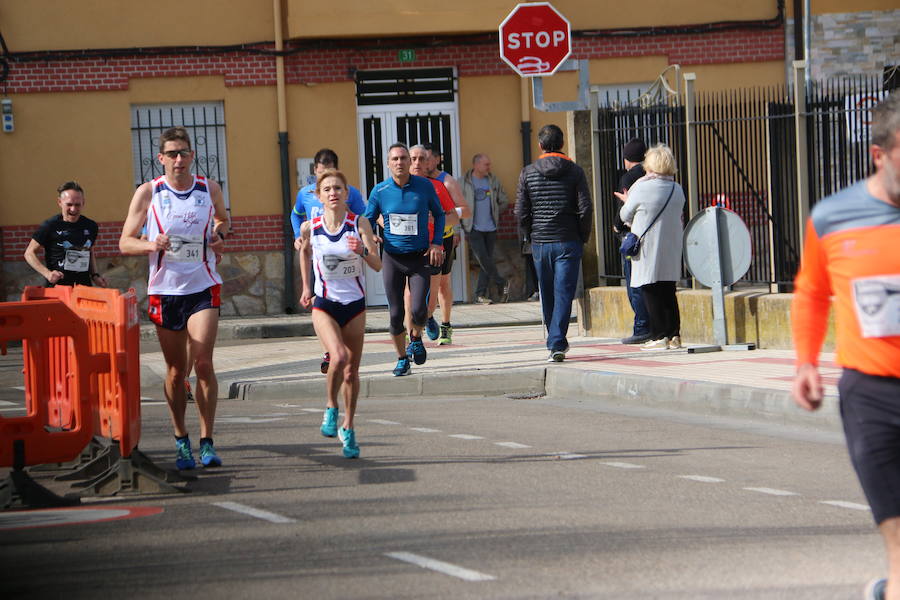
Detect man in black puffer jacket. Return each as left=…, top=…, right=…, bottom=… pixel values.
left=515, top=124, right=593, bottom=362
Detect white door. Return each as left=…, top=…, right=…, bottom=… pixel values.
left=357, top=104, right=467, bottom=307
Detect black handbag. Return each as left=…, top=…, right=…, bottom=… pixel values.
left=619, top=183, right=675, bottom=257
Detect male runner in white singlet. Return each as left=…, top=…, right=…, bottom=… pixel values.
left=120, top=126, right=228, bottom=470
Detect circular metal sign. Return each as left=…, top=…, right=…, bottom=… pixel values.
left=683, top=207, right=752, bottom=287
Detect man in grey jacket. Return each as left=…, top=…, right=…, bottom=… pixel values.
left=462, top=153, right=510, bottom=304
left=515, top=124, right=593, bottom=362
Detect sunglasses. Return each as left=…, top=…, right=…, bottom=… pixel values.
left=162, top=149, right=192, bottom=159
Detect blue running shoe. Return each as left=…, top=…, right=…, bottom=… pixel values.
left=425, top=316, right=439, bottom=341
left=865, top=578, right=887, bottom=600
left=406, top=339, right=427, bottom=365
left=338, top=427, right=360, bottom=459
left=175, top=436, right=196, bottom=470
left=393, top=357, right=411, bottom=377
left=199, top=438, right=222, bottom=468
left=320, top=406, right=339, bottom=437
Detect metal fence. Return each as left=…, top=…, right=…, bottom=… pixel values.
left=593, top=74, right=893, bottom=288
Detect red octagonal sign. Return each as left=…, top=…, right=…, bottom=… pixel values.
left=499, top=2, right=572, bottom=77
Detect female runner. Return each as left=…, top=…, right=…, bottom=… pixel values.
left=299, top=169, right=382, bottom=458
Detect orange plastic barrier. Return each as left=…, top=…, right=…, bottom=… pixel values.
left=21, top=286, right=77, bottom=429
left=0, top=299, right=108, bottom=467
left=70, top=286, right=142, bottom=458
left=21, top=285, right=142, bottom=459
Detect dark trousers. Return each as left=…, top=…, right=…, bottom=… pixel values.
left=623, top=257, right=650, bottom=336
left=640, top=280, right=680, bottom=339
left=468, top=230, right=506, bottom=297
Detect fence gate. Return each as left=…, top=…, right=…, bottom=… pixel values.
left=130, top=102, right=230, bottom=216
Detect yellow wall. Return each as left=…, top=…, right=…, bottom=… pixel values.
left=287, top=0, right=779, bottom=39
left=458, top=75, right=524, bottom=192
left=0, top=76, right=288, bottom=225
left=785, top=0, right=898, bottom=14
left=0, top=0, right=274, bottom=52
left=287, top=82, right=363, bottom=190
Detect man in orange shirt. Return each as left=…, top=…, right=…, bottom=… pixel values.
left=792, top=92, right=900, bottom=600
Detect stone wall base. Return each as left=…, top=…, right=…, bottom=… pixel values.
left=582, top=286, right=835, bottom=351
left=3, top=251, right=289, bottom=318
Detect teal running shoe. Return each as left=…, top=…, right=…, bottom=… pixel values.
left=406, top=339, right=427, bottom=365
left=199, top=438, right=222, bottom=467
left=425, top=316, right=439, bottom=340
left=338, top=427, right=360, bottom=459
left=393, top=357, right=411, bottom=377
left=175, top=436, right=196, bottom=470
left=320, top=406, right=339, bottom=438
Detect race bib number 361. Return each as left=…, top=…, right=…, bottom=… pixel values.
left=389, top=213, right=418, bottom=236
left=852, top=275, right=900, bottom=338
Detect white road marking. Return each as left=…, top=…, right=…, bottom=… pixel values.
left=495, top=442, right=531, bottom=449
left=301, top=408, right=321, bottom=413
left=216, top=416, right=286, bottom=424
left=410, top=427, right=441, bottom=433
left=820, top=500, right=870, bottom=511
left=212, top=501, right=296, bottom=524
left=449, top=434, right=484, bottom=440
left=385, top=551, right=496, bottom=582
left=602, top=461, right=645, bottom=469
left=369, top=419, right=401, bottom=425
left=0, top=399, right=18, bottom=406
left=679, top=475, right=725, bottom=483
left=743, top=487, right=798, bottom=496
left=11, top=386, right=25, bottom=391
left=274, top=403, right=306, bottom=408
left=551, top=452, right=587, bottom=460
left=0, top=407, right=25, bottom=412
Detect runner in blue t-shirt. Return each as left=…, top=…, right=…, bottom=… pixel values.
left=364, top=142, right=445, bottom=377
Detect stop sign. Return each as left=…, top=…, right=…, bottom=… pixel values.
left=499, top=2, right=572, bottom=77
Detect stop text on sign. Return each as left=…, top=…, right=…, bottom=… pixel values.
left=505, top=30, right=567, bottom=50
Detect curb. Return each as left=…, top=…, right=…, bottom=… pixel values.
left=140, top=316, right=550, bottom=342
left=543, top=367, right=841, bottom=431
left=228, top=367, right=547, bottom=401
left=226, top=365, right=841, bottom=432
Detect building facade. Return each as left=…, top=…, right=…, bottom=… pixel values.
left=2, top=0, right=879, bottom=314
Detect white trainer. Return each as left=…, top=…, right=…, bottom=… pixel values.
left=641, top=337, right=669, bottom=350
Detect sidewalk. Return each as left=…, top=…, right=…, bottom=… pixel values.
left=139, top=300, right=842, bottom=432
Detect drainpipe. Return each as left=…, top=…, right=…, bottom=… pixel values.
left=520, top=77, right=532, bottom=167
left=273, top=0, right=296, bottom=312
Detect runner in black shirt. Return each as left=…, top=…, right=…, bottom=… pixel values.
left=24, top=181, right=107, bottom=287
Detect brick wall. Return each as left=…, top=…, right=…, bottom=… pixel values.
left=6, top=28, right=784, bottom=94
left=1, top=214, right=285, bottom=261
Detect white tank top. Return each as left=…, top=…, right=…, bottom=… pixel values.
left=310, top=212, right=366, bottom=304
left=146, top=175, right=222, bottom=295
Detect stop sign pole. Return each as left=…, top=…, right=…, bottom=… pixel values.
left=499, top=2, right=572, bottom=77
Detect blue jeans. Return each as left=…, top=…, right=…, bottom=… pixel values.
left=532, top=240, right=582, bottom=352
left=623, top=256, right=650, bottom=336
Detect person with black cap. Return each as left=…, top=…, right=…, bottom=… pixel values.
left=616, top=138, right=652, bottom=345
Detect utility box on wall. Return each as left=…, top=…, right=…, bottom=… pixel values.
left=296, top=158, right=315, bottom=188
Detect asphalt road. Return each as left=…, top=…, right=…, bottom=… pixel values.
left=1, top=388, right=881, bottom=599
